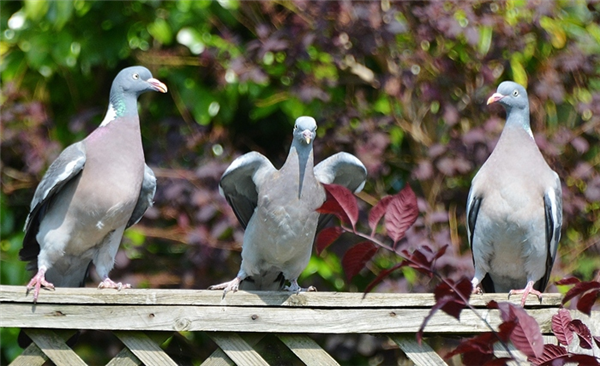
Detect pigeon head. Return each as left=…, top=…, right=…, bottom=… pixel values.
left=112, top=66, right=168, bottom=97
left=487, top=81, right=528, bottom=112
left=101, top=66, right=167, bottom=126
left=293, top=116, right=317, bottom=145
left=487, top=81, right=532, bottom=135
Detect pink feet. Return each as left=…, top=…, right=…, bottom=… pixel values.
left=209, top=277, right=242, bottom=298
left=509, top=280, right=543, bottom=307
left=26, top=266, right=54, bottom=303
left=284, top=279, right=317, bottom=293
left=98, top=278, right=131, bottom=290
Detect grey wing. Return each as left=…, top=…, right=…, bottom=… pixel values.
left=465, top=186, right=494, bottom=292
left=314, top=152, right=367, bottom=193
left=219, top=151, right=276, bottom=229
left=126, top=164, right=157, bottom=228
left=467, top=186, right=496, bottom=293
left=465, top=187, right=482, bottom=248
left=539, top=175, right=562, bottom=291
left=20, top=142, right=86, bottom=262
left=314, top=152, right=367, bottom=230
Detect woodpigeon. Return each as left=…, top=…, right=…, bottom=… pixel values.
left=209, top=116, right=367, bottom=295
left=20, top=66, right=167, bottom=302
left=467, top=81, right=562, bottom=306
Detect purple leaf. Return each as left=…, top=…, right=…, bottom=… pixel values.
left=494, top=302, right=544, bottom=358
left=433, top=244, right=449, bottom=261
left=418, top=296, right=466, bottom=346
left=567, top=355, right=600, bottom=366
left=576, top=288, right=600, bottom=316
left=315, top=226, right=343, bottom=255
left=433, top=277, right=471, bottom=320
left=497, top=319, right=517, bottom=343
left=568, top=319, right=593, bottom=349
left=363, top=262, right=406, bottom=295
left=317, top=184, right=358, bottom=228
left=483, top=358, right=513, bottom=366
left=555, top=277, right=581, bottom=286
left=384, top=185, right=419, bottom=244
left=552, top=309, right=573, bottom=346
left=562, top=280, right=600, bottom=305
left=528, top=344, right=568, bottom=366
left=444, top=332, right=496, bottom=364
left=461, top=351, right=495, bottom=366
left=367, top=195, right=393, bottom=235
left=341, top=242, right=378, bottom=281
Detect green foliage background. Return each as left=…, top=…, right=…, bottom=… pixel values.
left=1, top=0, right=599, bottom=364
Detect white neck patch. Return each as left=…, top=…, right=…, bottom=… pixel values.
left=525, top=125, right=534, bottom=139
left=100, top=103, right=117, bottom=127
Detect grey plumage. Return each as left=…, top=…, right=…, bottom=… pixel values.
left=210, top=116, right=367, bottom=295
left=467, top=81, right=562, bottom=306
left=20, top=66, right=167, bottom=302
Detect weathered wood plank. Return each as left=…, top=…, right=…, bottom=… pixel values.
left=106, top=332, right=173, bottom=366
left=201, top=333, right=264, bottom=366
left=10, top=329, right=77, bottom=366
left=114, top=331, right=177, bottom=366
left=0, top=285, right=563, bottom=308
left=23, top=329, right=87, bottom=366
left=277, top=334, right=340, bottom=366
left=209, top=332, right=269, bottom=366
left=105, top=348, right=142, bottom=366
left=201, top=348, right=236, bottom=366
left=9, top=343, right=48, bottom=366
left=390, top=334, right=447, bottom=366
left=0, top=303, right=558, bottom=334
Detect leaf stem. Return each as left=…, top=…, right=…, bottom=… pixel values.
left=341, top=224, right=515, bottom=358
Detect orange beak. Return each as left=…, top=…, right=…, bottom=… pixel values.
left=487, top=92, right=503, bottom=105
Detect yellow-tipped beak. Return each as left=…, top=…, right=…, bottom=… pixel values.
left=487, top=92, right=503, bottom=105
left=302, top=130, right=312, bottom=144
left=148, top=78, right=168, bottom=93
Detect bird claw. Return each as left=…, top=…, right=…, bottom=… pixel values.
left=508, top=281, right=543, bottom=307
left=472, top=286, right=483, bottom=295
left=98, top=278, right=131, bottom=290
left=284, top=280, right=316, bottom=293
left=209, top=277, right=241, bottom=298
left=26, top=268, right=55, bottom=303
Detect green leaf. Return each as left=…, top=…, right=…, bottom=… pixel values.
left=509, top=54, right=528, bottom=87
left=24, top=0, right=49, bottom=21
left=148, top=18, right=173, bottom=45
left=49, top=1, right=74, bottom=30
left=124, top=228, right=146, bottom=246
left=374, top=96, right=391, bottom=115
left=478, top=26, right=492, bottom=56
left=540, top=16, right=567, bottom=49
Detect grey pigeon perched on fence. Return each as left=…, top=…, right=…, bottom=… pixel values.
left=210, top=116, right=367, bottom=296
left=467, top=81, right=562, bottom=306
left=20, top=66, right=167, bottom=302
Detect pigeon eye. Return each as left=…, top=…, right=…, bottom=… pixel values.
left=512, top=90, right=519, bottom=97
left=132, top=73, right=139, bottom=80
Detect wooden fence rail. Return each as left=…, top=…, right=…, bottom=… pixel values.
left=0, top=285, right=596, bottom=365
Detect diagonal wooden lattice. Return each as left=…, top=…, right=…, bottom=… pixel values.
left=1, top=285, right=588, bottom=366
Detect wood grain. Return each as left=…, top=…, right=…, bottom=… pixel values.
left=0, top=303, right=558, bottom=333
left=0, top=285, right=563, bottom=307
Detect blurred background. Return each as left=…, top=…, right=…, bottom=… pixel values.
left=1, top=0, right=599, bottom=364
